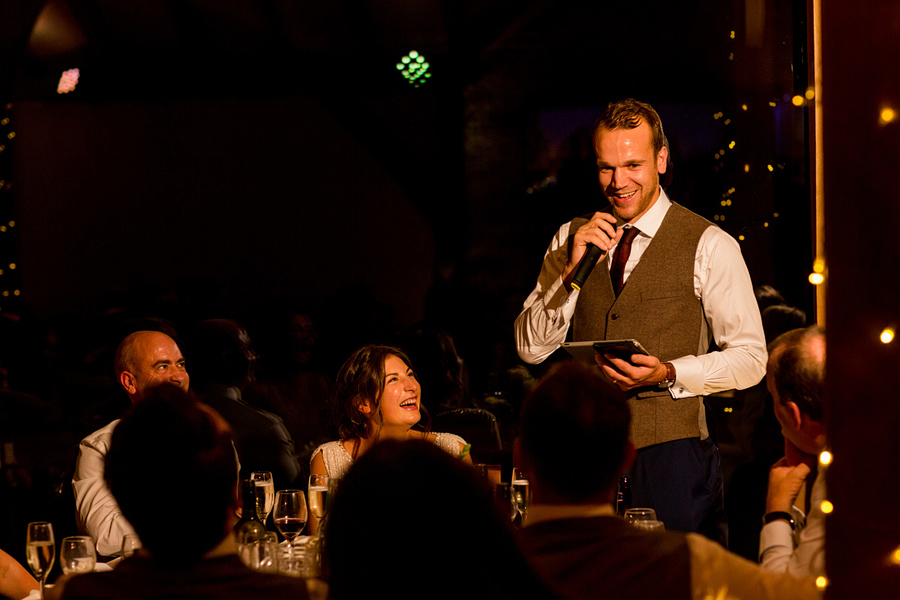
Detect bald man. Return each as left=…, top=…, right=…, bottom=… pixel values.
left=72, top=331, right=190, bottom=557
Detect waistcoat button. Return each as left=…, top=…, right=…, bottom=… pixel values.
left=610, top=313, right=619, bottom=320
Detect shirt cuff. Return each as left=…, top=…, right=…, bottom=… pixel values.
left=668, top=355, right=703, bottom=398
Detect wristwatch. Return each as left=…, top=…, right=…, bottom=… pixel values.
left=762, top=511, right=796, bottom=530
left=657, top=362, right=676, bottom=389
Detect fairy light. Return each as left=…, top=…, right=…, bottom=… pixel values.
left=396, top=51, right=431, bottom=88
left=880, top=106, right=896, bottom=125
left=809, top=273, right=825, bottom=285
left=890, top=546, right=900, bottom=565
left=819, top=450, right=832, bottom=466
left=820, top=500, right=834, bottom=514
left=791, top=95, right=804, bottom=106
left=815, top=576, right=828, bottom=590
left=880, top=328, right=895, bottom=344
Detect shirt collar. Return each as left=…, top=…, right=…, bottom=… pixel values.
left=620, top=187, right=671, bottom=238
left=525, top=502, right=617, bottom=527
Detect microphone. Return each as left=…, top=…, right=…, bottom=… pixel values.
left=570, top=244, right=604, bottom=291
left=570, top=222, right=617, bottom=291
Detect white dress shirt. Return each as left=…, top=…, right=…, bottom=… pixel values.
left=759, top=467, right=827, bottom=578
left=71, top=419, right=136, bottom=557
left=514, top=190, right=767, bottom=399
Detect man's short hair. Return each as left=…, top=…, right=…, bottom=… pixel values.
left=593, top=98, right=667, bottom=156
left=519, top=361, right=631, bottom=503
left=768, top=325, right=825, bottom=422
left=105, top=386, right=237, bottom=566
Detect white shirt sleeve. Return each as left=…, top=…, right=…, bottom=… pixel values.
left=759, top=471, right=827, bottom=578
left=514, top=222, right=581, bottom=364
left=71, top=421, right=136, bottom=557
left=668, top=227, right=767, bottom=398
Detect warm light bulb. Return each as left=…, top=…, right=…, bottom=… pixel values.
left=820, top=500, right=833, bottom=514
left=792, top=95, right=804, bottom=106
left=880, top=328, right=895, bottom=344
left=813, top=258, right=825, bottom=273
left=819, top=451, right=832, bottom=466
left=891, top=546, right=900, bottom=565
left=809, top=273, right=825, bottom=285
left=805, top=88, right=815, bottom=100
left=880, top=107, right=896, bottom=125
left=815, top=576, right=828, bottom=589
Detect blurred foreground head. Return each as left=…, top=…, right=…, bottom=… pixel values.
left=325, top=439, right=553, bottom=600
left=517, top=360, right=632, bottom=504
left=105, top=386, right=237, bottom=566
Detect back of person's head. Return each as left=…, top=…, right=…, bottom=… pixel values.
left=519, top=361, right=631, bottom=503
left=188, top=318, right=256, bottom=389
left=754, top=284, right=787, bottom=312
left=768, top=325, right=826, bottom=422
left=105, top=386, right=238, bottom=566
left=334, top=344, right=418, bottom=439
left=761, top=304, right=807, bottom=344
left=325, top=439, right=550, bottom=600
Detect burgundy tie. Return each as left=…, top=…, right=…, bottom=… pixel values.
left=610, top=226, right=641, bottom=296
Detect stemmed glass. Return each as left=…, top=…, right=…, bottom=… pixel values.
left=251, top=471, right=275, bottom=527
left=308, top=474, right=329, bottom=536
left=121, top=534, right=142, bottom=558
left=511, top=467, right=531, bottom=525
left=623, top=507, right=657, bottom=524
left=273, top=489, right=308, bottom=566
left=60, top=536, right=96, bottom=575
left=26, top=522, right=55, bottom=599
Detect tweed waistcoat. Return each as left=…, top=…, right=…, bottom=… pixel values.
left=569, top=202, right=712, bottom=449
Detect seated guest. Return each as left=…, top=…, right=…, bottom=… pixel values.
left=189, top=319, right=302, bottom=488
left=759, top=326, right=826, bottom=578
left=515, top=361, right=821, bottom=600
left=72, top=329, right=189, bottom=557
left=309, top=344, right=471, bottom=533
left=55, top=386, right=309, bottom=600
left=0, top=547, right=37, bottom=600
left=325, top=439, right=556, bottom=600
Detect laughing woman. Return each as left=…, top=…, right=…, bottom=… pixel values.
left=309, top=345, right=470, bottom=533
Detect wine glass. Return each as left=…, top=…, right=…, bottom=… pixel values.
left=632, top=519, right=665, bottom=531
left=251, top=471, right=275, bottom=526
left=308, top=474, right=329, bottom=537
left=121, top=533, right=142, bottom=558
left=273, top=489, right=308, bottom=565
left=26, top=521, right=55, bottom=599
left=60, top=536, right=96, bottom=575
left=623, top=507, right=657, bottom=524
left=510, top=467, right=531, bottom=525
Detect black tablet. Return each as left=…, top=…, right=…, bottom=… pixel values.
left=562, top=339, right=650, bottom=363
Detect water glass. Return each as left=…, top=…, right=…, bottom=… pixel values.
left=623, top=507, right=657, bottom=524
left=60, top=536, right=96, bottom=575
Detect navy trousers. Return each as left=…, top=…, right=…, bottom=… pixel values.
left=626, top=436, right=728, bottom=547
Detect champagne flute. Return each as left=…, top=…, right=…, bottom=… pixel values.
left=273, top=489, right=308, bottom=565
left=308, top=474, right=329, bottom=536
left=511, top=467, right=531, bottom=525
left=251, top=471, right=275, bottom=526
left=26, top=521, right=55, bottom=599
left=60, top=536, right=96, bottom=575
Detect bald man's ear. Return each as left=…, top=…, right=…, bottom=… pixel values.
left=119, top=371, right=137, bottom=397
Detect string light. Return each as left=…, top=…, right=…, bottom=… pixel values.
left=791, top=95, right=804, bottom=106
left=820, top=500, right=834, bottom=514
left=815, top=576, right=828, bottom=590
left=880, top=106, right=896, bottom=125
left=809, top=273, right=825, bottom=285
left=819, top=450, right=832, bottom=466
left=890, top=546, right=900, bottom=565
left=880, top=328, right=895, bottom=344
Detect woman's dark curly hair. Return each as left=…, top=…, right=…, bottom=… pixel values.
left=335, top=344, right=428, bottom=440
